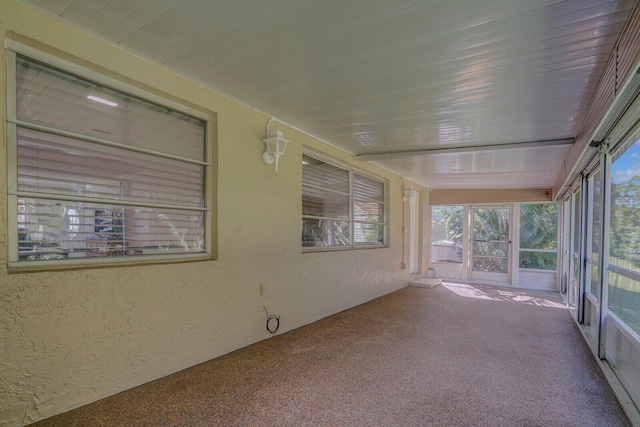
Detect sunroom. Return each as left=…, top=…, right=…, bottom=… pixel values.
left=2, top=0, right=640, bottom=425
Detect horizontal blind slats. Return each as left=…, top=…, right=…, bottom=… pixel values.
left=353, top=173, right=384, bottom=202
left=12, top=54, right=208, bottom=264
left=17, top=128, right=204, bottom=207
left=17, top=56, right=205, bottom=162
left=302, top=155, right=349, bottom=193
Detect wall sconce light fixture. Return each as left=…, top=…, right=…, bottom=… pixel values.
left=402, top=186, right=416, bottom=202
left=262, top=129, right=289, bottom=172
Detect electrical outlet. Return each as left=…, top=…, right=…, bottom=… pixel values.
left=401, top=263, right=407, bottom=270
left=260, top=283, right=265, bottom=296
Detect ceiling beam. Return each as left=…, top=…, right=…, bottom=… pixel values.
left=354, top=138, right=574, bottom=161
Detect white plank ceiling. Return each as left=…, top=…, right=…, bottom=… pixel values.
left=24, top=0, right=638, bottom=190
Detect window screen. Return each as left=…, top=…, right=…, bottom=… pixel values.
left=8, top=54, right=209, bottom=265
left=518, top=203, right=558, bottom=270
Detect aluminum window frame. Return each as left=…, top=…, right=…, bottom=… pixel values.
left=604, top=126, right=640, bottom=339
left=302, top=150, right=388, bottom=251
left=5, top=43, right=214, bottom=271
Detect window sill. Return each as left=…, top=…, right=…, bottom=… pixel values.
left=7, top=252, right=214, bottom=274
left=518, top=268, right=557, bottom=273
left=302, top=244, right=388, bottom=253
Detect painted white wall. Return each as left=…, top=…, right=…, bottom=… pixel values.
left=518, top=270, right=558, bottom=291
left=0, top=2, right=420, bottom=424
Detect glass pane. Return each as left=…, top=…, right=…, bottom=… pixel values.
left=519, top=251, right=557, bottom=270
left=589, top=263, right=600, bottom=295
left=572, top=191, right=581, bottom=255
left=589, top=170, right=601, bottom=296
left=608, top=271, right=640, bottom=335
left=473, top=257, right=508, bottom=273
left=17, top=128, right=204, bottom=207
left=354, top=222, right=384, bottom=245
left=591, top=170, right=601, bottom=259
left=302, top=155, right=349, bottom=194
left=353, top=173, right=384, bottom=202
left=431, top=206, right=463, bottom=263
left=302, top=219, right=350, bottom=247
left=353, top=200, right=383, bottom=223
left=127, top=206, right=205, bottom=253
left=608, top=135, right=640, bottom=336
left=431, top=241, right=462, bottom=263
left=610, top=138, right=640, bottom=271
left=473, top=241, right=509, bottom=257
left=17, top=198, right=204, bottom=262
left=519, top=203, right=558, bottom=249
left=473, top=208, right=510, bottom=241
left=16, top=56, right=205, bottom=161
left=302, top=186, right=349, bottom=218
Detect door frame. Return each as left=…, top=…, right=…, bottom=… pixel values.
left=468, top=206, right=513, bottom=285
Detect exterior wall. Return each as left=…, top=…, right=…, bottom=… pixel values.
left=0, top=1, right=416, bottom=424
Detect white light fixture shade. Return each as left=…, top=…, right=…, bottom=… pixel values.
left=262, top=130, right=289, bottom=172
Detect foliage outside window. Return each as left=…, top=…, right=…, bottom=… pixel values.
left=302, top=154, right=386, bottom=249
left=7, top=52, right=210, bottom=267
left=472, top=208, right=511, bottom=273
left=430, top=206, right=463, bottom=263
left=518, top=203, right=558, bottom=270
left=608, top=137, right=640, bottom=334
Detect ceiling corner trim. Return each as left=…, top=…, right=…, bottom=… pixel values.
left=355, top=139, right=574, bottom=161
left=428, top=188, right=554, bottom=205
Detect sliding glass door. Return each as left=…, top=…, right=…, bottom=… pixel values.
left=604, top=134, right=640, bottom=407
left=569, top=123, right=640, bottom=412
left=583, top=167, right=602, bottom=353
left=568, top=188, right=582, bottom=321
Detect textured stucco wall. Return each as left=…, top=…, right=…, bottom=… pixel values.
left=0, top=1, right=417, bottom=425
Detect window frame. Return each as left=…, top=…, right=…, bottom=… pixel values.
left=605, top=130, right=640, bottom=336
left=430, top=205, right=464, bottom=264
left=302, top=150, right=388, bottom=251
left=5, top=42, right=215, bottom=271
left=517, top=202, right=559, bottom=272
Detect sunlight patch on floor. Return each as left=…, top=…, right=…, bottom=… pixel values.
left=441, top=282, right=567, bottom=309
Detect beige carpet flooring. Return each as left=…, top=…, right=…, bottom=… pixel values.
left=34, top=282, right=632, bottom=426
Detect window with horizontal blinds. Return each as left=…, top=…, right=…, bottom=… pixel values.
left=16, top=56, right=205, bottom=160
left=8, top=53, right=210, bottom=266
left=302, top=153, right=386, bottom=249
left=353, top=173, right=385, bottom=245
